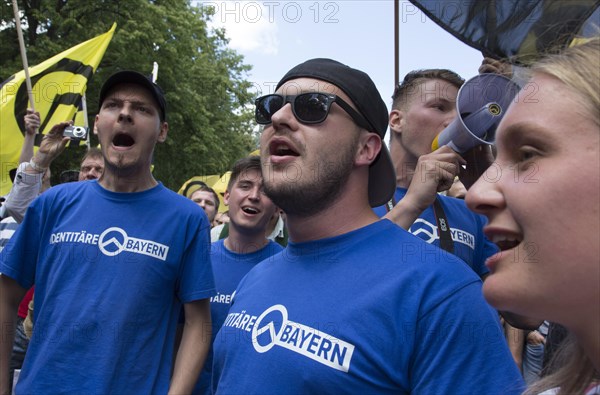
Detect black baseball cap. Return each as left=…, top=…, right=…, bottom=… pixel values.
left=276, top=58, right=396, bottom=207
left=98, top=70, right=167, bottom=121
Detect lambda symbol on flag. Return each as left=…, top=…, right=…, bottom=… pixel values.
left=1, top=58, right=94, bottom=146
left=0, top=23, right=116, bottom=195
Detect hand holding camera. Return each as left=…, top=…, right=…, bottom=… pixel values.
left=25, top=122, right=89, bottom=175
left=63, top=125, right=89, bottom=140
left=32, top=122, right=73, bottom=169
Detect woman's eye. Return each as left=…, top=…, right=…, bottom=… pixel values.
left=516, top=146, right=541, bottom=163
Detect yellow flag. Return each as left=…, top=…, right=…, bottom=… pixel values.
left=179, top=174, right=229, bottom=213
left=0, top=23, right=116, bottom=195
left=178, top=175, right=223, bottom=198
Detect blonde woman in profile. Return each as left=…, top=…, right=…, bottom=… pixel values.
left=466, top=37, right=600, bottom=395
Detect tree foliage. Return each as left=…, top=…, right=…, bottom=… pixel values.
left=0, top=0, right=257, bottom=190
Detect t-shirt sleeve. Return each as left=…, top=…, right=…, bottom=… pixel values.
left=177, top=214, right=216, bottom=303
left=0, top=197, right=43, bottom=289
left=410, top=281, right=524, bottom=395
left=3, top=162, right=43, bottom=223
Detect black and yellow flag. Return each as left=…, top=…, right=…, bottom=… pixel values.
left=0, top=23, right=116, bottom=195
left=406, top=1, right=599, bottom=64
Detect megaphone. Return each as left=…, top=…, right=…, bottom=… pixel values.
left=431, top=73, right=521, bottom=153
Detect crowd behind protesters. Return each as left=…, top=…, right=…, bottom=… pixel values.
left=0, top=37, right=598, bottom=394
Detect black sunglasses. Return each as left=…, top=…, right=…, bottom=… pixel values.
left=255, top=92, right=371, bottom=130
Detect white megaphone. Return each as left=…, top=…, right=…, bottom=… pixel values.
left=431, top=73, right=521, bottom=153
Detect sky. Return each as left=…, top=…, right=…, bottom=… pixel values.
left=199, top=0, right=485, bottom=114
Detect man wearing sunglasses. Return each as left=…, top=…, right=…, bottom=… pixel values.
left=211, top=59, right=523, bottom=394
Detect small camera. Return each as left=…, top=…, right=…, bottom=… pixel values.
left=63, top=126, right=89, bottom=140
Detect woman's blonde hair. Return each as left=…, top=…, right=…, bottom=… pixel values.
left=525, top=332, right=597, bottom=395
left=524, top=36, right=600, bottom=395
left=532, top=36, right=600, bottom=128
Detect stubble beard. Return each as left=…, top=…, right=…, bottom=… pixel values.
left=263, top=141, right=357, bottom=217
left=104, top=152, right=140, bottom=179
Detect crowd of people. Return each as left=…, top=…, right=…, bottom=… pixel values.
left=0, top=36, right=598, bottom=394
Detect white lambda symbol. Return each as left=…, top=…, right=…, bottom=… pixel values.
left=252, top=304, right=288, bottom=353
left=98, top=227, right=127, bottom=256
left=249, top=304, right=355, bottom=372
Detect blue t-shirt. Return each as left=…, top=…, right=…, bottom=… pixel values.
left=212, top=220, right=524, bottom=394
left=0, top=180, right=215, bottom=394
left=373, top=187, right=497, bottom=277
left=194, top=239, right=283, bottom=394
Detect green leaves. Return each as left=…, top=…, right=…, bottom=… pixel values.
left=1, top=0, right=256, bottom=190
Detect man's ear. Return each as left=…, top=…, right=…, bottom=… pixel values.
left=389, top=109, right=404, bottom=136
left=94, top=114, right=100, bottom=135
left=355, top=132, right=382, bottom=167
left=157, top=122, right=168, bottom=143
left=223, top=190, right=230, bottom=206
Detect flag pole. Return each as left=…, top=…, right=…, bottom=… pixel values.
left=12, top=0, right=35, bottom=112
left=81, top=93, right=91, bottom=149
left=394, top=0, right=399, bottom=88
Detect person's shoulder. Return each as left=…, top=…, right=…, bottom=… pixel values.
left=371, top=223, right=485, bottom=319
left=437, top=193, right=470, bottom=210
left=155, top=183, right=189, bottom=201
left=155, top=184, right=205, bottom=213
left=37, top=180, right=91, bottom=203
left=211, top=238, right=225, bottom=252
left=370, top=218, right=429, bottom=244
left=437, top=194, right=486, bottom=223
left=372, top=220, right=481, bottom=280
left=50, top=180, right=91, bottom=193
left=153, top=185, right=211, bottom=231
left=250, top=240, right=284, bottom=264
left=266, top=239, right=284, bottom=252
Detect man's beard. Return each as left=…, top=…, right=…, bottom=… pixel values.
left=104, top=152, right=140, bottom=178
left=263, top=141, right=357, bottom=217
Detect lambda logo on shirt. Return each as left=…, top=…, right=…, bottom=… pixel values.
left=49, top=226, right=169, bottom=261
left=222, top=304, right=355, bottom=372
left=410, top=218, right=475, bottom=249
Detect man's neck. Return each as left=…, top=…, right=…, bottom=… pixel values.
left=390, top=139, right=418, bottom=188
left=285, top=185, right=379, bottom=243
left=224, top=225, right=269, bottom=254
left=99, top=168, right=157, bottom=193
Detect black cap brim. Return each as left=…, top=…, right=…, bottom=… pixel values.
left=98, top=71, right=166, bottom=121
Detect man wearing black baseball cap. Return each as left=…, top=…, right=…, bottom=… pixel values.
left=0, top=71, right=215, bottom=394
left=210, top=59, right=523, bottom=394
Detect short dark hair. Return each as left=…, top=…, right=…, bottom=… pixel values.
left=190, top=185, right=220, bottom=211
left=80, top=147, right=102, bottom=165
left=392, top=69, right=464, bottom=109
left=227, top=156, right=262, bottom=192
